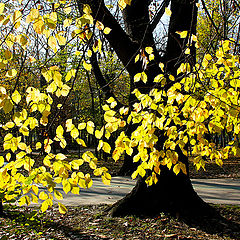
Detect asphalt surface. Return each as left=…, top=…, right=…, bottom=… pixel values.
left=50, top=177, right=240, bottom=206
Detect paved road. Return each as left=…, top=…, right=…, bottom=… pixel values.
left=51, top=177, right=240, bottom=206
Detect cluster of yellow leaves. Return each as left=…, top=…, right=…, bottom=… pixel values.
left=0, top=89, right=113, bottom=215
left=108, top=40, right=240, bottom=185
left=0, top=0, right=114, bottom=216
left=118, top=0, right=132, bottom=10
left=43, top=66, right=71, bottom=97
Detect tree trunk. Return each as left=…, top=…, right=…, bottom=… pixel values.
left=111, top=149, right=215, bottom=218
left=110, top=171, right=214, bottom=218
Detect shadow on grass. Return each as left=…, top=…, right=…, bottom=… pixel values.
left=1, top=205, right=108, bottom=240
left=181, top=205, right=240, bottom=239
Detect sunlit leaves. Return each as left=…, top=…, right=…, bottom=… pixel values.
left=33, top=19, right=45, bottom=34
left=0, top=3, right=5, bottom=14
left=83, top=61, right=92, bottom=71
left=118, top=0, right=132, bottom=10
left=134, top=72, right=148, bottom=83
left=103, top=27, right=111, bottom=35
left=176, top=31, right=188, bottom=38
left=65, top=69, right=76, bottom=82
left=165, top=8, right=172, bottom=16
left=6, top=69, right=17, bottom=78
left=86, top=121, right=94, bottom=134
left=58, top=202, right=67, bottom=214
left=48, top=36, right=57, bottom=52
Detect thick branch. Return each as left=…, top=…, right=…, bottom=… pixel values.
left=76, top=0, right=139, bottom=76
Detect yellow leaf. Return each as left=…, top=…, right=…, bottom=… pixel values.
left=41, top=200, right=49, bottom=212
left=165, top=7, right=172, bottom=16
left=3, top=99, right=13, bottom=113
left=18, top=142, right=27, bottom=151
left=56, top=153, right=67, bottom=160
left=173, top=164, right=181, bottom=175
left=95, top=127, right=104, bottom=139
left=118, top=0, right=126, bottom=10
left=103, top=27, right=111, bottom=34
left=102, top=173, right=111, bottom=185
left=76, top=138, right=87, bottom=147
left=48, top=36, right=57, bottom=51
left=87, top=121, right=94, bottom=134
left=141, top=72, right=148, bottom=83
left=63, top=18, right=72, bottom=28
left=71, top=127, right=79, bottom=139
left=97, top=140, right=104, bottom=151
left=185, top=48, right=190, bottom=55
left=63, top=182, right=71, bottom=194
left=39, top=191, right=48, bottom=200
left=83, top=61, right=92, bottom=71
left=64, top=6, right=71, bottom=14
left=85, top=174, right=93, bottom=188
left=89, top=161, right=97, bottom=169
left=104, top=110, right=117, bottom=123
left=5, top=121, right=15, bottom=128
left=56, top=125, right=64, bottom=136
left=43, top=157, right=51, bottom=167
left=93, top=168, right=103, bottom=176
left=65, top=69, right=76, bottom=82
left=18, top=196, right=26, bottom=206
left=29, top=193, right=38, bottom=203
left=78, top=122, right=86, bottom=130
left=6, top=153, right=11, bottom=161
left=134, top=73, right=141, bottom=82
left=135, top=54, right=139, bottom=63
left=145, top=47, right=153, bottom=55
left=87, top=49, right=92, bottom=57
left=33, top=19, right=45, bottom=34
left=71, top=187, right=80, bottom=194
left=103, top=142, right=111, bottom=154
left=83, top=4, right=92, bottom=15
left=71, top=159, right=84, bottom=170
left=0, top=156, right=4, bottom=167
left=12, top=10, right=22, bottom=23
left=32, top=185, right=39, bottom=195
left=66, top=119, right=74, bottom=132
left=169, top=75, right=175, bottom=81
left=154, top=74, right=164, bottom=83
left=58, top=202, right=67, bottom=214
left=36, top=142, right=42, bottom=150
left=176, top=31, right=188, bottom=38
left=0, top=3, right=5, bottom=14
left=6, top=69, right=17, bottom=78
left=54, top=190, right=63, bottom=200
left=56, top=34, right=66, bottom=46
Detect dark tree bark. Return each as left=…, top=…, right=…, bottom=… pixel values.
left=76, top=0, right=216, bottom=218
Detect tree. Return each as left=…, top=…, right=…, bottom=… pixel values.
left=73, top=0, right=208, bottom=217
left=0, top=0, right=240, bottom=221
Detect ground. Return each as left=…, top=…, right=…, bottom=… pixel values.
left=0, top=156, right=239, bottom=240
left=0, top=204, right=240, bottom=239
